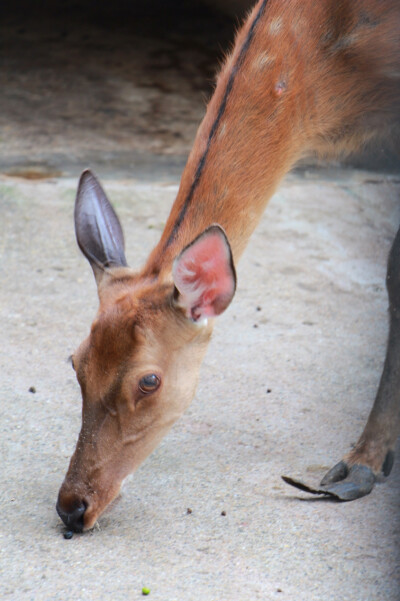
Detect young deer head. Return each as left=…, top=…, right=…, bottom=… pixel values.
left=56, top=170, right=236, bottom=531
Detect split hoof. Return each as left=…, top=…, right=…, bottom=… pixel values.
left=282, top=463, right=376, bottom=501
left=319, top=462, right=375, bottom=500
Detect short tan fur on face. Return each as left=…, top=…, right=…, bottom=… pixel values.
left=61, top=270, right=213, bottom=529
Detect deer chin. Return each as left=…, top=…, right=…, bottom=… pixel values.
left=83, top=484, right=122, bottom=530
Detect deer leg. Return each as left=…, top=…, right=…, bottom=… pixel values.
left=319, top=223, right=400, bottom=500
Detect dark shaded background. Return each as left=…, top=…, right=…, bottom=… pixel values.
left=1, top=0, right=398, bottom=182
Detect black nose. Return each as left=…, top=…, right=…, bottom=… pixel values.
left=56, top=499, right=87, bottom=533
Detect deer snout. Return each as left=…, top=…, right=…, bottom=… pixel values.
left=56, top=492, right=87, bottom=533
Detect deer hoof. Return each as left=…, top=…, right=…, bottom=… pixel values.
left=319, top=462, right=375, bottom=501
left=282, top=462, right=376, bottom=501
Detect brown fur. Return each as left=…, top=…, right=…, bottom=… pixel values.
left=146, top=0, right=399, bottom=269
left=58, top=0, right=400, bottom=528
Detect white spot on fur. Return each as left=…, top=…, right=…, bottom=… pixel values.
left=219, top=121, right=227, bottom=138
left=269, top=18, right=282, bottom=35
left=254, top=52, right=275, bottom=70
left=195, top=317, right=209, bottom=328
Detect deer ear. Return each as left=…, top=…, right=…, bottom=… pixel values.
left=74, top=170, right=128, bottom=284
left=172, top=225, right=237, bottom=322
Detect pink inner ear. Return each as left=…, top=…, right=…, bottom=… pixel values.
left=173, top=226, right=236, bottom=321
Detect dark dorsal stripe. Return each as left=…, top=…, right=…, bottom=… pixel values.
left=163, top=0, right=269, bottom=251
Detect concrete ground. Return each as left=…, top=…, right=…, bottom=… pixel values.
left=0, top=2, right=399, bottom=601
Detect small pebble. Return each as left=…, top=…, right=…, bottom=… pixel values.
left=186, top=508, right=192, bottom=514
left=142, top=587, right=150, bottom=595
left=63, top=530, right=74, bottom=540
left=267, top=389, right=272, bottom=394
left=221, top=510, right=226, bottom=516
left=28, top=386, right=36, bottom=394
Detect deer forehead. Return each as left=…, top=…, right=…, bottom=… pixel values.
left=86, top=293, right=208, bottom=374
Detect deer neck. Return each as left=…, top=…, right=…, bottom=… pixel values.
left=143, top=0, right=309, bottom=278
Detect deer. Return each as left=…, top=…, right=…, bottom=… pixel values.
left=56, top=0, right=400, bottom=532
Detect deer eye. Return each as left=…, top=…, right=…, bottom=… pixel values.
left=138, top=374, right=161, bottom=394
